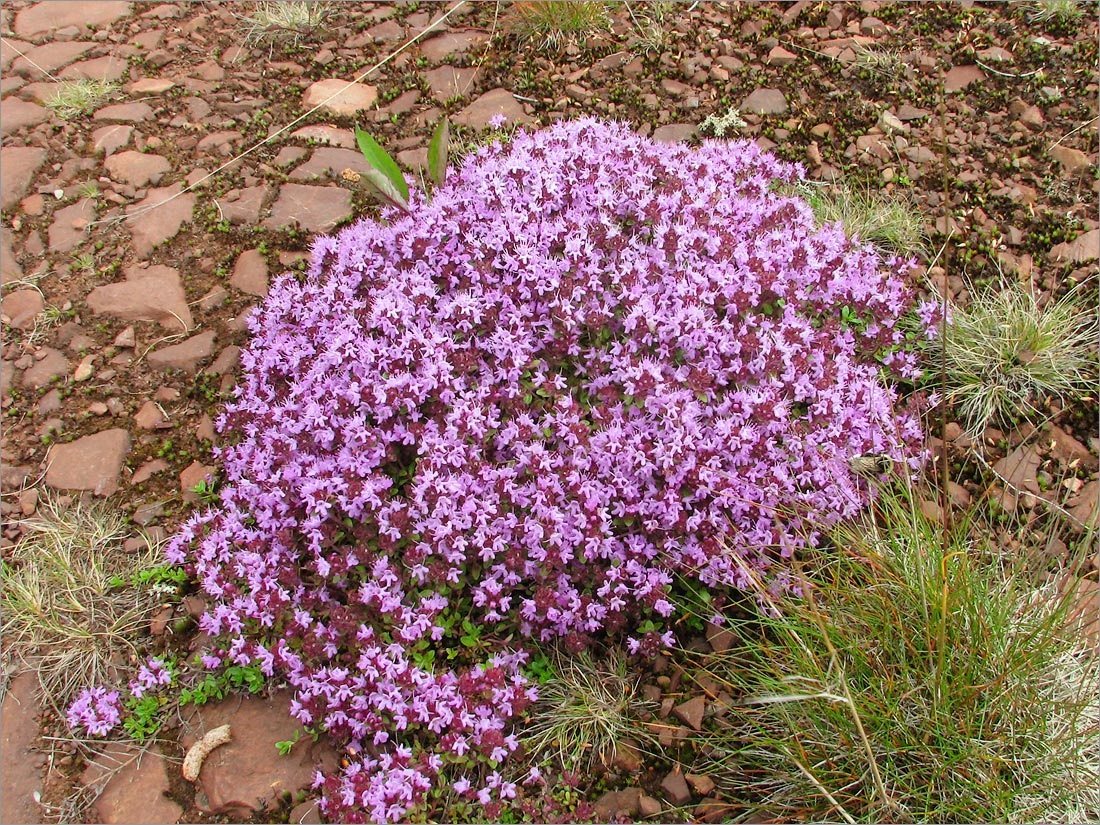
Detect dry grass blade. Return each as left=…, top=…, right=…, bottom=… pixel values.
left=521, top=647, right=658, bottom=768
left=238, top=1, right=330, bottom=49
left=0, top=493, right=167, bottom=712
left=508, top=1, right=612, bottom=53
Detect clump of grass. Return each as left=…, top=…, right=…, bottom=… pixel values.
left=925, top=281, right=1098, bottom=437
left=522, top=647, right=657, bottom=768
left=238, top=1, right=330, bottom=49
left=1027, top=0, right=1085, bottom=24
left=695, top=486, right=1100, bottom=823
left=851, top=44, right=908, bottom=80
left=508, top=1, right=612, bottom=53
left=0, top=493, right=166, bottom=712
left=625, top=1, right=678, bottom=55
left=795, top=181, right=927, bottom=257
left=45, top=78, right=118, bottom=120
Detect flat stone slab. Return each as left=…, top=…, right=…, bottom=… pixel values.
left=741, top=87, right=788, bottom=115
left=0, top=97, right=48, bottom=135
left=1, top=146, right=47, bottom=210
left=289, top=147, right=373, bottom=181
left=104, top=150, right=171, bottom=187
left=82, top=743, right=182, bottom=825
left=10, top=41, right=95, bottom=77
left=231, top=249, right=269, bottom=297
left=181, top=691, right=338, bottom=818
left=301, top=79, right=377, bottom=116
left=419, top=29, right=489, bottom=63
left=125, top=183, right=195, bottom=257
left=262, top=183, right=352, bottom=234
left=94, top=102, right=155, bottom=123
left=45, top=428, right=131, bottom=496
left=2, top=289, right=44, bottom=329
left=147, top=330, right=216, bottom=373
left=14, top=1, right=131, bottom=37
left=1050, top=228, right=1099, bottom=263
left=424, top=65, right=480, bottom=102
left=944, top=64, right=985, bottom=93
left=85, top=265, right=194, bottom=332
left=21, top=347, right=68, bottom=389
left=0, top=672, right=43, bottom=825
left=47, top=199, right=94, bottom=254
left=451, top=87, right=532, bottom=128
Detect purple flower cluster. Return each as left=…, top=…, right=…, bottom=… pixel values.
left=129, top=656, right=173, bottom=698
left=167, top=119, right=928, bottom=821
left=67, top=686, right=122, bottom=737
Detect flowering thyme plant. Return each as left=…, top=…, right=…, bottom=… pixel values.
left=168, top=119, right=930, bottom=821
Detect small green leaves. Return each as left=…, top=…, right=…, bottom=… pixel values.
left=355, top=125, right=410, bottom=212
left=427, top=117, right=450, bottom=189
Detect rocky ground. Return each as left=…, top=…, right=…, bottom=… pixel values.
left=0, top=1, right=1097, bottom=823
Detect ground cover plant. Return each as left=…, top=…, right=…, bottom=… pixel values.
left=1, top=2, right=1096, bottom=823
left=165, top=118, right=933, bottom=822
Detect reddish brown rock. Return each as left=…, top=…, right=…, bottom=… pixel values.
left=263, top=184, right=352, bottom=233
left=134, top=400, right=168, bottom=430
left=1, top=97, right=48, bottom=135
left=1069, top=480, right=1099, bottom=532
left=91, top=124, right=132, bottom=155
left=944, top=64, right=984, bottom=93
left=451, top=87, right=532, bottom=128
left=741, top=87, right=787, bottom=115
left=1047, top=425, right=1099, bottom=470
left=14, top=1, right=131, bottom=37
left=685, top=773, right=716, bottom=795
left=230, top=249, right=269, bottom=297
left=660, top=767, right=692, bottom=805
left=1, top=146, right=47, bottom=210
left=93, top=102, right=155, bottom=123
left=0, top=672, right=43, bottom=825
left=45, top=428, right=131, bottom=496
left=992, top=443, right=1042, bottom=506
left=47, top=199, right=94, bottom=254
left=82, top=743, right=183, bottom=825
left=147, top=330, right=216, bottom=373
left=10, top=41, right=94, bottom=77
left=21, top=347, right=68, bottom=389
left=594, top=787, right=642, bottom=820
left=672, top=694, right=706, bottom=731
left=1049, top=228, right=1099, bottom=263
left=289, top=147, right=373, bottom=181
left=301, top=78, right=378, bottom=115
left=419, top=29, right=489, bottom=62
left=180, top=460, right=215, bottom=502
left=215, top=185, right=267, bottom=225
left=181, top=692, right=339, bottom=818
left=653, top=123, right=695, bottom=144
left=85, top=266, right=194, bottom=332
left=1050, top=145, right=1092, bottom=175
left=424, top=65, right=480, bottom=102
left=125, top=183, right=196, bottom=256
left=2, top=289, right=44, bottom=329
left=59, top=56, right=128, bottom=83
left=104, top=150, right=171, bottom=187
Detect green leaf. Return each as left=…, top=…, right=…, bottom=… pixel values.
left=427, top=117, right=450, bottom=189
left=354, top=125, right=410, bottom=211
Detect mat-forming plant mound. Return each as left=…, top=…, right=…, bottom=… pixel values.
left=168, top=119, right=929, bottom=821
